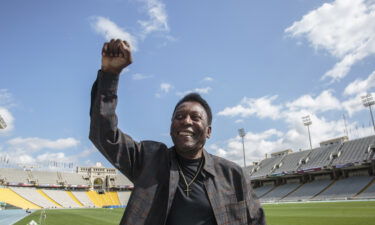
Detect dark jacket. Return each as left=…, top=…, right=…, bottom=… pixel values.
left=89, top=70, right=266, bottom=225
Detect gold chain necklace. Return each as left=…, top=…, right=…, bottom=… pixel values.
left=176, top=158, right=204, bottom=197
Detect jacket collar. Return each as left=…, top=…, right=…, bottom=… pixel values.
left=202, top=149, right=216, bottom=177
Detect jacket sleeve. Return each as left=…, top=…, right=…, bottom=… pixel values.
left=89, top=70, right=145, bottom=183
left=243, top=171, right=266, bottom=225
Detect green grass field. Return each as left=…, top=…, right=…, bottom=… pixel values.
left=14, top=208, right=125, bottom=225
left=263, top=201, right=375, bottom=225
left=14, top=201, right=375, bottom=225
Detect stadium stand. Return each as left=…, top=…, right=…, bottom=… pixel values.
left=272, top=150, right=311, bottom=175
left=297, top=144, right=340, bottom=172
left=71, top=191, right=95, bottom=207
left=253, top=184, right=274, bottom=198
left=251, top=156, right=284, bottom=179
left=10, top=187, right=60, bottom=208
left=0, top=188, right=41, bottom=209
left=86, top=190, right=120, bottom=207
left=43, top=189, right=82, bottom=208
left=331, top=136, right=375, bottom=167
left=313, top=175, right=373, bottom=200
left=248, top=136, right=375, bottom=202
left=261, top=182, right=301, bottom=202
left=244, top=165, right=255, bottom=176
left=66, top=191, right=84, bottom=206
left=0, top=168, right=30, bottom=184
left=116, top=173, right=133, bottom=187
left=282, top=179, right=333, bottom=201
left=30, top=171, right=60, bottom=186
left=36, top=189, right=62, bottom=207
left=356, top=177, right=375, bottom=198
left=61, top=172, right=90, bottom=186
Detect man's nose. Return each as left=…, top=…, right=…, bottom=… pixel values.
left=182, top=115, right=193, bottom=125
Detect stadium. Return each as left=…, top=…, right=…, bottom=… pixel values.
left=1, top=133, right=375, bottom=224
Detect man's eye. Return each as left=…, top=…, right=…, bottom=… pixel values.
left=191, top=115, right=201, bottom=121
left=175, top=114, right=184, bottom=120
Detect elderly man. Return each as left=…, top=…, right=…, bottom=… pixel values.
left=90, top=39, right=266, bottom=225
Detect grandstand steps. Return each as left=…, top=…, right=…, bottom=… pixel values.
left=112, top=191, right=121, bottom=205
left=107, top=191, right=121, bottom=205
left=354, top=177, right=375, bottom=197
left=101, top=191, right=119, bottom=206
left=0, top=188, right=41, bottom=209
left=71, top=191, right=95, bottom=207
left=280, top=183, right=304, bottom=200
left=66, top=191, right=84, bottom=206
left=87, top=190, right=103, bottom=207
left=86, top=191, right=121, bottom=207
left=259, top=186, right=276, bottom=198
left=312, top=179, right=336, bottom=199
left=36, top=189, right=62, bottom=208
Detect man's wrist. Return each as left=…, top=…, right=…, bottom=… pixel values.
left=101, top=66, right=123, bottom=75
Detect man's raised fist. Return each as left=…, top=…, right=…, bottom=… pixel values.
left=101, top=39, right=132, bottom=75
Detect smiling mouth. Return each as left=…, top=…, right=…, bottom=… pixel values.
left=178, top=131, right=194, bottom=137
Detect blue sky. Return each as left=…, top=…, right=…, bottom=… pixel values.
left=1, top=0, right=375, bottom=169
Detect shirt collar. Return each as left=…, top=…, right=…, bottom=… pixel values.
left=170, top=147, right=216, bottom=177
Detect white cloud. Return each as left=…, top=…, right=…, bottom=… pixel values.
left=202, top=77, right=214, bottom=82
left=0, top=107, right=15, bottom=135
left=91, top=16, right=138, bottom=51
left=218, top=104, right=255, bottom=118
left=36, top=152, right=68, bottom=162
left=138, top=0, right=169, bottom=37
left=132, top=73, right=153, bottom=80
left=18, top=154, right=35, bottom=164
left=160, top=83, right=172, bottom=93
left=7, top=137, right=80, bottom=151
left=235, top=119, right=244, bottom=124
left=340, top=71, right=375, bottom=116
left=176, top=87, right=212, bottom=96
left=0, top=144, right=96, bottom=171
left=286, top=90, right=341, bottom=113
left=194, top=87, right=212, bottom=94
left=210, top=129, right=284, bottom=165
left=285, top=0, right=375, bottom=82
left=218, top=95, right=281, bottom=120
left=344, top=70, right=375, bottom=95
left=78, top=147, right=95, bottom=158
left=155, top=82, right=173, bottom=98
left=342, top=92, right=375, bottom=116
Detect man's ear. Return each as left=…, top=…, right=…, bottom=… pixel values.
left=206, top=126, right=212, bottom=139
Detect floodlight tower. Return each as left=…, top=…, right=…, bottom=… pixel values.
left=238, top=128, right=246, bottom=167
left=361, top=93, right=375, bottom=133
left=0, top=114, right=6, bottom=129
left=302, top=115, right=313, bottom=150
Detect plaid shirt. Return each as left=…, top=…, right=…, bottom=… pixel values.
left=90, top=70, right=266, bottom=225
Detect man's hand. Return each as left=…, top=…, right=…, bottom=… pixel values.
left=101, top=39, right=132, bottom=75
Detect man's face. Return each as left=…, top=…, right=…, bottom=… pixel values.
left=170, top=101, right=211, bottom=156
